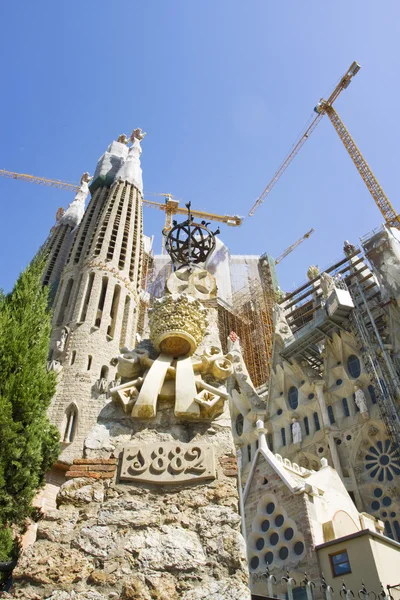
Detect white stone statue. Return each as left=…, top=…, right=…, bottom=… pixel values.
left=320, top=272, right=336, bottom=299
left=113, top=128, right=146, bottom=193
left=117, top=134, right=129, bottom=145
left=354, top=384, right=369, bottom=415
left=291, top=418, right=302, bottom=444
left=60, top=172, right=92, bottom=228
left=56, top=327, right=69, bottom=354
left=307, top=265, right=320, bottom=281
left=272, top=303, right=294, bottom=343
left=130, top=128, right=147, bottom=142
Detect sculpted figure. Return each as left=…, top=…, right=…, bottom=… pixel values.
left=320, top=272, right=336, bottom=299
left=354, top=384, right=369, bottom=414
left=56, top=327, right=69, bottom=354
left=130, top=128, right=147, bottom=142
left=307, top=265, right=320, bottom=281
left=272, top=303, right=294, bottom=343
left=291, top=418, right=302, bottom=444
left=117, top=133, right=129, bottom=144
left=343, top=240, right=356, bottom=256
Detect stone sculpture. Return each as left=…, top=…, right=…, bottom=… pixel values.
left=273, top=303, right=294, bottom=344
left=292, top=418, right=302, bottom=444
left=110, top=268, right=233, bottom=421
left=56, top=326, right=69, bottom=354
left=354, top=384, right=369, bottom=415
left=320, top=272, right=336, bottom=299
left=307, top=265, right=319, bottom=280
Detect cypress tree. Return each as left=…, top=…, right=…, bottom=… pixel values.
left=0, top=255, right=60, bottom=537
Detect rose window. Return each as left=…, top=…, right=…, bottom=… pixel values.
left=247, top=493, right=305, bottom=571
left=364, top=439, right=400, bottom=482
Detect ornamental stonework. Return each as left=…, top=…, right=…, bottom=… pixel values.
left=120, top=442, right=216, bottom=484
left=149, top=293, right=208, bottom=356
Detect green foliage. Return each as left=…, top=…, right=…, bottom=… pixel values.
left=0, top=526, right=14, bottom=562
left=0, top=254, right=60, bottom=535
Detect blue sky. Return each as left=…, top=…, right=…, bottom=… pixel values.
left=1, top=1, right=399, bottom=293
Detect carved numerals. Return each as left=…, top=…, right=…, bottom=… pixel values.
left=120, top=442, right=215, bottom=484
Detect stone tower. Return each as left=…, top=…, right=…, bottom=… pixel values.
left=41, top=172, right=91, bottom=298
left=47, top=130, right=146, bottom=463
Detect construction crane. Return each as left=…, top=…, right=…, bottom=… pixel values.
left=0, top=169, right=242, bottom=233
left=273, top=227, right=315, bottom=265
left=249, top=61, right=400, bottom=229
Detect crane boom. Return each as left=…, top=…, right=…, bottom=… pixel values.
left=0, top=169, right=79, bottom=192
left=0, top=169, right=242, bottom=230
left=249, top=61, right=400, bottom=229
left=274, top=227, right=315, bottom=265
left=249, top=62, right=360, bottom=217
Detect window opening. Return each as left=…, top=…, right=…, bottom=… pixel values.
left=107, top=285, right=121, bottom=338
left=313, top=412, right=321, bottom=431
left=328, top=405, right=335, bottom=424
left=330, top=550, right=351, bottom=577
left=87, top=355, right=92, bottom=370
left=56, top=278, right=73, bottom=325
left=79, top=272, right=95, bottom=322
left=288, top=386, right=299, bottom=410
left=342, top=398, right=350, bottom=417
left=95, top=277, right=108, bottom=327
left=63, top=405, right=78, bottom=443
left=281, top=427, right=286, bottom=447
left=70, top=350, right=76, bottom=365
left=347, top=354, right=361, bottom=378
left=236, top=413, right=244, bottom=436
left=304, top=417, right=309, bottom=436
left=368, top=385, right=377, bottom=404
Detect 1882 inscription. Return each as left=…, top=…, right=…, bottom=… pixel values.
left=120, top=442, right=216, bottom=484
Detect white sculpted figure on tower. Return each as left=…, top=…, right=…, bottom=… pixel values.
left=354, top=384, right=369, bottom=415
left=59, top=172, right=92, bottom=228
left=113, top=128, right=146, bottom=193
left=56, top=326, right=69, bottom=354
left=291, top=418, right=302, bottom=444
left=320, top=272, right=336, bottom=299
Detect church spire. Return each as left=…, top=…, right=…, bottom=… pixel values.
left=59, top=172, right=92, bottom=229
left=113, top=128, right=146, bottom=193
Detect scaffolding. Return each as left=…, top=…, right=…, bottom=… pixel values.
left=277, top=245, right=400, bottom=452
left=218, top=275, right=274, bottom=389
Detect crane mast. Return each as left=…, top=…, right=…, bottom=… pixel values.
left=249, top=62, right=400, bottom=229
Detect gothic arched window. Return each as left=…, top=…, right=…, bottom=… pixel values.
left=281, top=428, right=286, bottom=447
left=304, top=417, right=309, bottom=436
left=342, top=397, right=350, bottom=417
left=313, top=412, right=321, bottom=431
left=368, top=385, right=377, bottom=404
left=236, top=414, right=244, bottom=436
left=63, top=404, right=78, bottom=443
left=328, top=405, right=335, bottom=424
left=288, top=386, right=299, bottom=410
left=347, top=354, right=361, bottom=379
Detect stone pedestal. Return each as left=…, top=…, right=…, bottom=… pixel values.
left=11, top=268, right=251, bottom=600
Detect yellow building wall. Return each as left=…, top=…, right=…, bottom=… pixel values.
left=317, top=532, right=400, bottom=599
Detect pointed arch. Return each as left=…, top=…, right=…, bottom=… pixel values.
left=62, top=403, right=78, bottom=443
